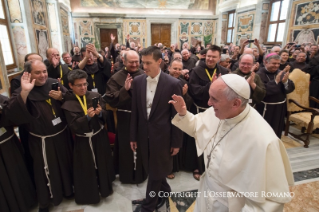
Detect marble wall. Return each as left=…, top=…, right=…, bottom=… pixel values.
left=123, top=19, right=147, bottom=47
left=287, top=0, right=319, bottom=44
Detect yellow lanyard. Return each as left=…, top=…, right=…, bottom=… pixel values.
left=75, top=94, right=87, bottom=115
left=46, top=99, right=56, bottom=117
left=60, top=65, right=64, bottom=85
left=205, top=68, right=217, bottom=81
left=91, top=74, right=95, bottom=88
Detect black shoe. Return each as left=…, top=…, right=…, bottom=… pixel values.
left=38, top=207, right=49, bottom=212
left=156, top=197, right=168, bottom=210
left=132, top=198, right=146, bottom=204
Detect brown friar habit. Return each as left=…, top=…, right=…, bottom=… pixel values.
left=47, top=63, right=72, bottom=89
left=186, top=62, right=228, bottom=175
left=232, top=68, right=266, bottom=106
left=6, top=78, right=73, bottom=208
left=76, top=59, right=111, bottom=95
left=0, top=95, right=37, bottom=212
left=172, top=77, right=193, bottom=173
left=61, top=91, right=115, bottom=204
left=256, top=68, right=295, bottom=138
left=104, top=67, right=147, bottom=184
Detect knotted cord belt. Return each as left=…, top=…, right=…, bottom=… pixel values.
left=76, top=124, right=104, bottom=169
left=29, top=125, right=67, bottom=198
left=193, top=102, right=209, bottom=114
left=261, top=99, right=286, bottom=117
left=0, top=133, right=14, bottom=144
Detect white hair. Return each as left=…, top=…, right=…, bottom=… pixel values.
left=220, top=54, right=231, bottom=62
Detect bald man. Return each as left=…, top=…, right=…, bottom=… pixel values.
left=171, top=74, right=293, bottom=212
left=104, top=50, right=147, bottom=184
left=271, top=46, right=281, bottom=55
left=232, top=54, right=266, bottom=106
left=46, top=48, right=72, bottom=89
left=232, top=39, right=264, bottom=72
left=181, top=49, right=197, bottom=70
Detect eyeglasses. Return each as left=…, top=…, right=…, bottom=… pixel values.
left=73, top=82, right=89, bottom=88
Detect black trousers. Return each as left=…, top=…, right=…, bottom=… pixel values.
left=142, top=177, right=171, bottom=212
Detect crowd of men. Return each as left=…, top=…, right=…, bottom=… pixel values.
left=0, top=33, right=318, bottom=212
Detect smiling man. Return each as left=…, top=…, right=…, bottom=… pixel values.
left=170, top=74, right=294, bottom=212
left=6, top=60, right=73, bottom=212
left=130, top=46, right=183, bottom=212
left=187, top=45, right=228, bottom=180
left=104, top=50, right=147, bottom=184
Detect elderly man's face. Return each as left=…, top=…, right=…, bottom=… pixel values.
left=182, top=51, right=190, bottom=61
left=124, top=52, right=139, bottom=72
left=272, top=47, right=281, bottom=55
left=48, top=49, right=60, bottom=62
left=208, top=79, right=237, bottom=119
left=239, top=56, right=254, bottom=74
left=219, top=58, right=230, bottom=68
left=265, top=59, right=280, bottom=73
left=173, top=53, right=182, bottom=61
left=168, top=61, right=183, bottom=78
left=293, top=50, right=300, bottom=58
left=30, top=61, right=48, bottom=86
left=296, top=53, right=306, bottom=63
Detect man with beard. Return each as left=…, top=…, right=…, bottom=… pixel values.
left=188, top=45, right=228, bottom=180
left=76, top=43, right=111, bottom=95
left=61, top=69, right=115, bottom=204
left=104, top=50, right=147, bottom=184
left=72, top=46, right=82, bottom=63
left=232, top=54, right=266, bottom=106
left=256, top=54, right=295, bottom=138
left=6, top=60, right=73, bottom=212
left=46, top=48, right=72, bottom=89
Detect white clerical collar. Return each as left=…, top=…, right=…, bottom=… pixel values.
left=146, top=69, right=161, bottom=82
left=224, top=104, right=250, bottom=125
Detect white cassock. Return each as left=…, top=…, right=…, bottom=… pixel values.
left=172, top=105, right=294, bottom=212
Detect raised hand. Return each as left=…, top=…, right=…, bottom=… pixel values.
left=247, top=72, right=256, bottom=90
left=168, top=94, right=187, bottom=116
left=125, top=73, right=133, bottom=91
left=282, top=71, right=289, bottom=83
left=275, top=71, right=284, bottom=84
left=126, top=34, right=130, bottom=41
left=253, top=39, right=259, bottom=47
left=110, top=33, right=116, bottom=41
left=21, top=72, right=35, bottom=93
left=51, top=53, right=60, bottom=68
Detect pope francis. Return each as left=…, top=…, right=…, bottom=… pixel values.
left=169, top=74, right=294, bottom=212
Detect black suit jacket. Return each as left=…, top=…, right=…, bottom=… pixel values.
left=130, top=72, right=183, bottom=179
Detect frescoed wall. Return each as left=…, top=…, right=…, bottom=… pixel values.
left=235, top=10, right=256, bottom=46
left=80, top=0, right=209, bottom=10
left=178, top=20, right=216, bottom=49
left=29, top=0, right=51, bottom=59
left=287, top=0, right=319, bottom=44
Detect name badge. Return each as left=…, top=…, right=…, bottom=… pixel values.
left=92, top=88, right=98, bottom=93
left=0, top=127, right=7, bottom=136
left=52, top=117, right=62, bottom=126
left=249, top=99, right=252, bottom=103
